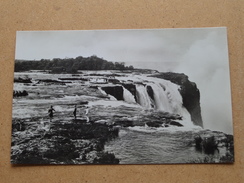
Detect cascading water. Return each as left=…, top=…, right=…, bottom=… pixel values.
left=157, top=80, right=191, bottom=122
left=122, top=86, right=136, bottom=103
left=98, top=87, right=117, bottom=101
left=135, top=84, right=153, bottom=109
left=148, top=83, right=172, bottom=112
left=98, top=76, right=192, bottom=125
left=98, top=87, right=107, bottom=96
left=146, top=78, right=192, bottom=123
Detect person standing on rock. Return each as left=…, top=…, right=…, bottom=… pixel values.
left=73, top=105, right=77, bottom=119
left=85, top=106, right=90, bottom=123
left=48, top=105, right=55, bottom=122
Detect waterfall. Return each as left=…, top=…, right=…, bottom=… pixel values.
left=98, top=79, right=191, bottom=122
left=98, top=87, right=117, bottom=101
left=133, top=77, right=191, bottom=122
left=122, top=86, right=136, bottom=103
left=149, top=80, right=191, bottom=122
left=148, top=83, right=172, bottom=112
left=98, top=87, right=107, bottom=95
left=158, top=81, right=191, bottom=122
left=135, top=84, right=153, bottom=109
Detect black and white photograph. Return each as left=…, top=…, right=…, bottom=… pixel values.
left=11, top=28, right=234, bottom=164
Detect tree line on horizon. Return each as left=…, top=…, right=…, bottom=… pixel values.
left=14, top=55, right=135, bottom=73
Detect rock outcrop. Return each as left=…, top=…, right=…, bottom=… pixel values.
left=149, top=72, right=203, bottom=127
left=101, top=86, right=124, bottom=100
left=14, top=77, right=32, bottom=83
left=146, top=85, right=154, bottom=101
left=38, top=79, right=71, bottom=84
left=11, top=119, right=120, bottom=164
left=13, top=90, right=28, bottom=97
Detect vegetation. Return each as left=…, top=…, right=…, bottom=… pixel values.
left=15, top=55, right=134, bottom=73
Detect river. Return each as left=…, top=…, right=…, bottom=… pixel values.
left=12, top=71, right=233, bottom=164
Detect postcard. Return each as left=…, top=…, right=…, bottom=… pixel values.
left=11, top=28, right=233, bottom=164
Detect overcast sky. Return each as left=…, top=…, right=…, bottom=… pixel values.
left=15, top=28, right=233, bottom=134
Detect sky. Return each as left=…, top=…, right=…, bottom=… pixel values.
left=15, top=28, right=233, bottom=134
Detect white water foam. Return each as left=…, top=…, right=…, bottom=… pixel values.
left=122, top=86, right=136, bottom=104
left=135, top=84, right=153, bottom=109
left=107, top=74, right=193, bottom=126
left=128, top=124, right=202, bottom=133
left=136, top=76, right=192, bottom=123
left=88, top=100, right=141, bottom=109
left=148, top=83, right=172, bottom=112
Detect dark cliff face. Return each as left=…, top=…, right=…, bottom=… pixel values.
left=149, top=72, right=203, bottom=127
left=146, top=85, right=154, bottom=101
left=101, top=86, right=124, bottom=100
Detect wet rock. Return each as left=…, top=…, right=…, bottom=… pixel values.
left=43, top=138, right=80, bottom=161
left=193, top=134, right=228, bottom=155
left=134, top=82, right=145, bottom=86
left=38, top=79, right=71, bottom=84
left=170, top=121, right=183, bottom=127
left=93, top=152, right=119, bottom=164
left=191, top=132, right=234, bottom=163
left=146, top=85, right=154, bottom=101
left=12, top=148, right=50, bottom=164
left=224, top=134, right=234, bottom=154
left=58, top=77, right=88, bottom=81
left=114, top=120, right=134, bottom=127
left=12, top=119, right=26, bottom=131
left=79, top=101, right=89, bottom=105
left=202, top=136, right=219, bottom=154
left=194, top=135, right=203, bottom=150
left=108, top=78, right=121, bottom=84
left=101, top=86, right=124, bottom=100
left=146, top=121, right=162, bottom=128
left=89, top=86, right=98, bottom=89
left=145, top=111, right=182, bottom=121
left=11, top=120, right=120, bottom=164
left=72, top=74, right=81, bottom=76
left=14, top=77, right=32, bottom=83
left=13, top=90, right=29, bottom=97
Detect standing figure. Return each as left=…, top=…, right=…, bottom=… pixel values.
left=73, top=105, right=77, bottom=119
left=85, top=106, right=90, bottom=123
left=48, top=105, right=55, bottom=122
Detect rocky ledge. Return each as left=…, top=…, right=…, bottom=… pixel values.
left=11, top=118, right=120, bottom=164
left=193, top=130, right=234, bottom=163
